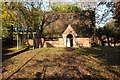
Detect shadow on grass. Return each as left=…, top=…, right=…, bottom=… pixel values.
left=2, top=50, right=13, bottom=55
left=4, top=47, right=119, bottom=79
left=34, top=66, right=108, bottom=80
left=2, top=47, right=29, bottom=61
left=64, top=47, right=120, bottom=78
left=2, top=45, right=16, bottom=54
left=64, top=47, right=120, bottom=65
left=8, top=77, right=108, bottom=80
left=64, top=47, right=76, bottom=52
left=85, top=47, right=120, bottom=65
left=31, top=51, right=109, bottom=79
left=46, top=42, right=55, bottom=47
left=19, top=47, right=120, bottom=79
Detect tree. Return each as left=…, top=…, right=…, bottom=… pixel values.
left=13, top=2, right=58, bottom=48
left=50, top=3, right=95, bottom=38
left=1, top=2, right=20, bottom=46
left=10, top=2, right=59, bottom=48
left=96, top=19, right=120, bottom=46
left=13, top=2, right=45, bottom=48
left=114, top=1, right=120, bottom=29
left=96, top=1, right=114, bottom=27
left=104, top=19, right=120, bottom=46
left=1, top=2, right=43, bottom=48
left=51, top=4, right=83, bottom=12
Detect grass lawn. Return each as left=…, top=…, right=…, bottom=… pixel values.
left=2, top=45, right=26, bottom=55
left=2, top=47, right=120, bottom=79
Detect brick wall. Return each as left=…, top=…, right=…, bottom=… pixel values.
left=43, top=38, right=91, bottom=47
left=43, top=38, right=65, bottom=47
left=76, top=38, right=91, bottom=47
left=27, top=38, right=91, bottom=47
left=27, top=39, right=33, bottom=46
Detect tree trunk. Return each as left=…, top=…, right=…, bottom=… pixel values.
left=26, top=30, right=30, bottom=47
left=32, top=33, right=35, bottom=49
left=10, top=25, right=14, bottom=45
left=40, top=23, right=44, bottom=47
left=39, top=17, right=45, bottom=47
left=106, top=36, right=111, bottom=46
left=36, top=26, right=40, bottom=48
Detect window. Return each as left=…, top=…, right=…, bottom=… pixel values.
left=45, top=38, right=58, bottom=41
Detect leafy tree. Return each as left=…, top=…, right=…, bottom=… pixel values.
left=51, top=4, right=83, bottom=12
left=13, top=2, right=45, bottom=48
left=1, top=2, right=59, bottom=48
left=96, top=19, right=120, bottom=46
left=96, top=1, right=114, bottom=27
left=114, top=1, right=120, bottom=29
left=1, top=2, right=20, bottom=45
left=105, top=19, right=120, bottom=46
left=45, top=3, right=94, bottom=37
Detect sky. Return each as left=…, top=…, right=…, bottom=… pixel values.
left=11, top=0, right=113, bottom=28
left=95, top=0, right=114, bottom=27
left=40, top=0, right=113, bottom=28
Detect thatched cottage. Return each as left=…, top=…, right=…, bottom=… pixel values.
left=14, top=10, right=95, bottom=48
left=40, top=10, right=95, bottom=47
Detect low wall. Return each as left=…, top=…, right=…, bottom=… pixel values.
left=44, top=38, right=91, bottom=47
left=76, top=38, right=91, bottom=47
left=27, top=38, right=91, bottom=47
left=43, top=38, right=65, bottom=47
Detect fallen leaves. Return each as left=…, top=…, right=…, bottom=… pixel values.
left=3, top=47, right=120, bottom=79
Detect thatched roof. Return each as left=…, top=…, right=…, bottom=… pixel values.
left=43, top=10, right=95, bottom=37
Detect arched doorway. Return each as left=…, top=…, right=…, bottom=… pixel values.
left=66, top=34, right=73, bottom=47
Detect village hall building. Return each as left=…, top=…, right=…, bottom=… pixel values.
left=14, top=10, right=95, bottom=48
left=40, top=10, right=95, bottom=47
left=42, top=24, right=91, bottom=47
